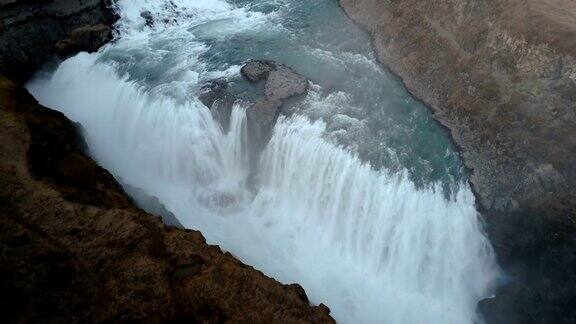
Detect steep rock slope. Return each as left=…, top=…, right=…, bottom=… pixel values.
left=339, top=0, right=576, bottom=323
left=0, top=74, right=334, bottom=323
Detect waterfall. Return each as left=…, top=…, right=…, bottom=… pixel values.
left=27, top=0, right=499, bottom=322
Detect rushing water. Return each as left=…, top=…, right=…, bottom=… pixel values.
left=27, top=0, right=498, bottom=323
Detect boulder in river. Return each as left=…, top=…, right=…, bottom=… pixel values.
left=197, top=79, right=235, bottom=132
left=263, top=64, right=307, bottom=100
left=241, top=60, right=308, bottom=152
left=240, top=60, right=273, bottom=82
left=197, top=60, right=307, bottom=143
left=241, top=60, right=308, bottom=100
left=246, top=98, right=282, bottom=146
left=198, top=79, right=229, bottom=108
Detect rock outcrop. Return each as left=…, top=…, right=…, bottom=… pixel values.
left=241, top=60, right=307, bottom=150
left=197, top=60, right=307, bottom=172
left=339, top=0, right=576, bottom=323
left=0, top=0, right=116, bottom=84
left=0, top=73, right=334, bottom=323
left=198, top=79, right=235, bottom=132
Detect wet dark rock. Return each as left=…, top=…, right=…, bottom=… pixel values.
left=241, top=60, right=308, bottom=151
left=198, top=61, right=307, bottom=143
left=0, top=0, right=117, bottom=84
left=241, top=60, right=308, bottom=100
left=198, top=79, right=235, bottom=132
left=211, top=96, right=235, bottom=133
left=241, top=60, right=273, bottom=82
left=264, top=64, right=307, bottom=100
left=245, top=98, right=282, bottom=146
left=198, top=79, right=229, bottom=108
left=140, top=10, right=154, bottom=27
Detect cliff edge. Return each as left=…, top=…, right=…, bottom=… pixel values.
left=339, top=0, right=576, bottom=323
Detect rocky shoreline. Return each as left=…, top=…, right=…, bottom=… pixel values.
left=339, top=0, right=576, bottom=323
left=0, top=0, right=334, bottom=322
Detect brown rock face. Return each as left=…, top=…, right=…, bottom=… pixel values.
left=339, top=0, right=576, bottom=323
left=0, top=0, right=116, bottom=84
left=0, top=74, right=334, bottom=322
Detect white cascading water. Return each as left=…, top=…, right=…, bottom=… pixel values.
left=27, top=0, right=498, bottom=323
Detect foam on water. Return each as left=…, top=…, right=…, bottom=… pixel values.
left=27, top=0, right=499, bottom=323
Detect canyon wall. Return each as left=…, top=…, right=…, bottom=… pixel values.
left=339, top=0, right=576, bottom=323
left=0, top=1, right=334, bottom=322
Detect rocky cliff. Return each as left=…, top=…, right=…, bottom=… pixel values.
left=0, top=1, right=334, bottom=322
left=0, top=0, right=116, bottom=84
left=339, top=0, right=576, bottom=323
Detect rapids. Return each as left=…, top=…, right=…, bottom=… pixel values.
left=27, top=0, right=499, bottom=323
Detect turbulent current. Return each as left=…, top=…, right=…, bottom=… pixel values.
left=28, top=0, right=499, bottom=323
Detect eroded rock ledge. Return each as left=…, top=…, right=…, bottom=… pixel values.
left=0, top=0, right=116, bottom=84
left=0, top=74, right=334, bottom=322
left=242, top=60, right=308, bottom=150
left=199, top=60, right=308, bottom=152
left=339, top=0, right=576, bottom=323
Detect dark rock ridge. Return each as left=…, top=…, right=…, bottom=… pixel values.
left=0, top=0, right=116, bottom=84
left=241, top=60, right=308, bottom=151
left=339, top=0, right=576, bottom=323
left=0, top=73, right=334, bottom=322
